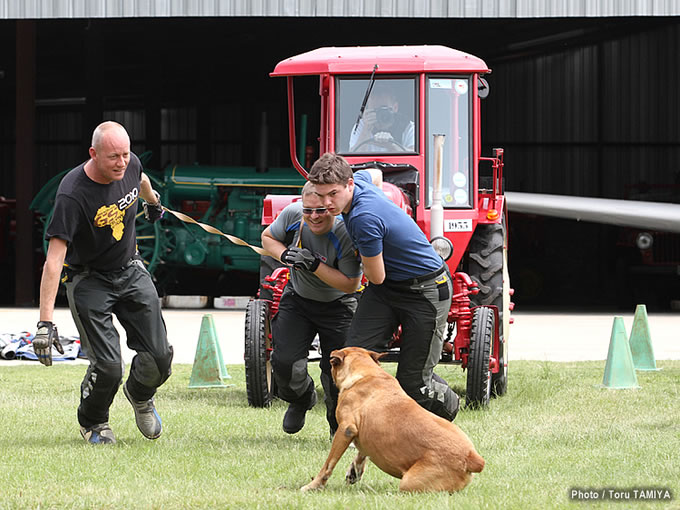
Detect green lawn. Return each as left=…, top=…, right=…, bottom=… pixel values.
left=0, top=360, right=678, bottom=509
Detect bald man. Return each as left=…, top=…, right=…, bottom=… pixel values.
left=35, top=121, right=173, bottom=445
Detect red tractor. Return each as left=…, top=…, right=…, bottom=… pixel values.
left=245, top=45, right=512, bottom=409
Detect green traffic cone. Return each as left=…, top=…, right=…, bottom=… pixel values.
left=602, top=316, right=639, bottom=389
left=188, top=314, right=232, bottom=388
left=629, top=304, right=660, bottom=371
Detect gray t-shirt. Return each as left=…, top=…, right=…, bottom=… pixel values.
left=269, top=202, right=362, bottom=302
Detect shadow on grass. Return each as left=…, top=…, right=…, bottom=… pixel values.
left=168, top=387, right=251, bottom=405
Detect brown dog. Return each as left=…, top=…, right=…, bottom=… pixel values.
left=301, top=347, right=484, bottom=493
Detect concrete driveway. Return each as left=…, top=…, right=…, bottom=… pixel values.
left=1, top=306, right=678, bottom=365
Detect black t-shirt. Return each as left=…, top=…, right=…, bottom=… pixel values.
left=46, top=153, right=143, bottom=271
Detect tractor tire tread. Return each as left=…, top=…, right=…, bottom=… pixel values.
left=244, top=299, right=273, bottom=408
left=466, top=306, right=494, bottom=408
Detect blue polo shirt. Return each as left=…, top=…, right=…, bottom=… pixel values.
left=342, top=170, right=443, bottom=281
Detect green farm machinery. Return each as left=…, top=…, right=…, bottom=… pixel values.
left=31, top=154, right=305, bottom=295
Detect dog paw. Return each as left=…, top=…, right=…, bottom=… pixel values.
left=301, top=482, right=319, bottom=492
left=345, top=465, right=359, bottom=485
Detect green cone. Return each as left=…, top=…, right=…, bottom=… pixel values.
left=602, top=316, right=639, bottom=389
left=629, top=304, right=659, bottom=371
left=189, top=314, right=231, bottom=388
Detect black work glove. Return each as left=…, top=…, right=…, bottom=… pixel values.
left=280, top=247, right=321, bottom=272
left=143, top=190, right=164, bottom=223
left=33, top=321, right=64, bottom=367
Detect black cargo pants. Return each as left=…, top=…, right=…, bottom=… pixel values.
left=65, top=258, right=173, bottom=428
left=271, top=289, right=356, bottom=432
left=346, top=265, right=459, bottom=421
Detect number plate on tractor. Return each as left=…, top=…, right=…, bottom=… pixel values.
left=444, top=219, right=473, bottom=232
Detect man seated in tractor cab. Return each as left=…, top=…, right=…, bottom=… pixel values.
left=261, top=182, right=362, bottom=437
left=309, top=153, right=460, bottom=423
left=348, top=86, right=415, bottom=153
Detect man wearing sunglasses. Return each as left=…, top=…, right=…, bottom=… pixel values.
left=261, top=182, right=362, bottom=437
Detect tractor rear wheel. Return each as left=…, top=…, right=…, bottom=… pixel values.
left=468, top=222, right=509, bottom=397
left=466, top=305, right=494, bottom=408
left=135, top=216, right=163, bottom=275
left=244, top=299, right=275, bottom=407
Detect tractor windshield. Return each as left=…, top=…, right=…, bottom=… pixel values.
left=426, top=76, right=473, bottom=209
left=335, top=77, right=417, bottom=155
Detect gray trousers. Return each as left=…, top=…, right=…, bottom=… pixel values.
left=65, top=259, right=173, bottom=428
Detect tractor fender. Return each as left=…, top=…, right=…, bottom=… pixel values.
left=262, top=194, right=302, bottom=226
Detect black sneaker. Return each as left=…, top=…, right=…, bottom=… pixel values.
left=282, top=390, right=317, bottom=434
left=123, top=383, right=162, bottom=440
left=80, top=423, right=116, bottom=445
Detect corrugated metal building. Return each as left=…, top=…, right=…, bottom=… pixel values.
left=1, top=1, right=678, bottom=308
left=3, top=0, right=680, bottom=18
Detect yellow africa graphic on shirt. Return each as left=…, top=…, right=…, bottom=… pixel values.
left=93, top=188, right=139, bottom=241
left=94, top=204, right=126, bottom=240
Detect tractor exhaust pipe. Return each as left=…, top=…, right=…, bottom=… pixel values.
left=430, top=134, right=445, bottom=240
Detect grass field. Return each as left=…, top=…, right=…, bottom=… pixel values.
left=0, top=360, right=678, bottom=510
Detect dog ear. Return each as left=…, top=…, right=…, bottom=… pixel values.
left=369, top=351, right=387, bottom=364
left=330, top=350, right=345, bottom=367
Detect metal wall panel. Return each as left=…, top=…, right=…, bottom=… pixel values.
left=3, top=0, right=680, bottom=19
left=483, top=22, right=680, bottom=200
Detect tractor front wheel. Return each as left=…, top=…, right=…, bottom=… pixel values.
left=466, top=306, right=494, bottom=408
left=244, top=299, right=275, bottom=407
left=468, top=222, right=509, bottom=397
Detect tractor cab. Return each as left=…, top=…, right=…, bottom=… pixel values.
left=270, top=45, right=506, bottom=273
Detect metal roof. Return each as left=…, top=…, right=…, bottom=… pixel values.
left=271, top=45, right=490, bottom=76
left=3, top=0, right=680, bottom=19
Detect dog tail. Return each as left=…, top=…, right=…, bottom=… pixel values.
left=466, top=450, right=485, bottom=473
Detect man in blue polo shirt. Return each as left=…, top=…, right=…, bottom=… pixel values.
left=308, top=152, right=459, bottom=422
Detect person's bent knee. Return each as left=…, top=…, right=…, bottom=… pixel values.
left=140, top=347, right=173, bottom=386
left=128, top=347, right=173, bottom=399
left=273, top=357, right=312, bottom=403
left=271, top=350, right=293, bottom=374
left=400, top=379, right=459, bottom=422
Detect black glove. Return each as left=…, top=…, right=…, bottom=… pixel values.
left=33, top=321, right=64, bottom=367
left=143, top=190, right=164, bottom=223
left=280, top=247, right=321, bottom=272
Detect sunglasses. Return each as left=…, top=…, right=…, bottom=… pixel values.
left=302, top=207, right=328, bottom=215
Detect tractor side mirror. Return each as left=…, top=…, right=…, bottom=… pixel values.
left=478, top=77, right=489, bottom=99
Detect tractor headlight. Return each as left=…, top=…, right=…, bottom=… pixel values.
left=431, top=236, right=453, bottom=261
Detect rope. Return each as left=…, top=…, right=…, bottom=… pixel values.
left=162, top=207, right=271, bottom=257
